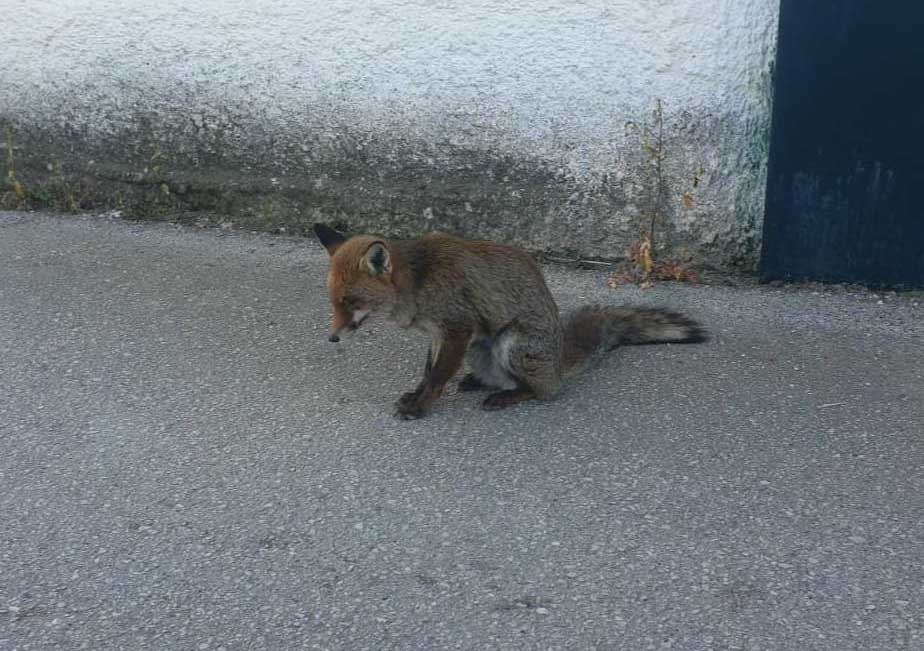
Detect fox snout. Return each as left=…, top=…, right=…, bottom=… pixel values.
left=328, top=308, right=369, bottom=343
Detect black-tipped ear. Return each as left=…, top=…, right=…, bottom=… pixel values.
left=362, top=242, right=391, bottom=276
left=313, top=223, right=347, bottom=255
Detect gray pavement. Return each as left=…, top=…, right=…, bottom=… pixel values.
left=1, top=211, right=923, bottom=651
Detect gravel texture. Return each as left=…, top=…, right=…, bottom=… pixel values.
left=1, top=211, right=922, bottom=650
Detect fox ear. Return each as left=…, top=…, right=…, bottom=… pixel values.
left=313, top=223, right=347, bottom=255
left=362, top=241, right=391, bottom=276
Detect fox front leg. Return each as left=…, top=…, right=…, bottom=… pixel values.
left=395, top=348, right=433, bottom=413
left=394, top=329, right=470, bottom=419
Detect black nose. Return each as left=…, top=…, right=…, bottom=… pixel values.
left=328, top=334, right=340, bottom=343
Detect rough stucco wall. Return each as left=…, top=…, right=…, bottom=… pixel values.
left=1, top=0, right=779, bottom=270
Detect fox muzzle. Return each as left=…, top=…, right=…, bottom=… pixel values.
left=327, top=309, right=369, bottom=343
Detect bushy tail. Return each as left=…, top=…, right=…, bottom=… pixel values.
left=562, top=305, right=707, bottom=375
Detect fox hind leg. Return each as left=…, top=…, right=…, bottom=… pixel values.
left=460, top=337, right=516, bottom=392
left=457, top=373, right=488, bottom=392
left=481, top=326, right=562, bottom=410
left=482, top=384, right=537, bottom=410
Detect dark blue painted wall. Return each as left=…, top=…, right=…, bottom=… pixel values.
left=761, top=0, right=924, bottom=287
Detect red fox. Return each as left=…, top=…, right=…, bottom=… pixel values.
left=313, top=223, right=706, bottom=419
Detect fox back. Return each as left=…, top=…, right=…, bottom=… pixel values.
left=316, top=225, right=560, bottom=341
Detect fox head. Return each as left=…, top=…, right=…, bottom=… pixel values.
left=313, top=223, right=397, bottom=343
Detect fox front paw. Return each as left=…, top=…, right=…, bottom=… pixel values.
left=394, top=391, right=428, bottom=420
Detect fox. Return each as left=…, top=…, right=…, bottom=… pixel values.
left=312, top=223, right=707, bottom=419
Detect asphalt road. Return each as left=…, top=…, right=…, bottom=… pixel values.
left=1, top=211, right=923, bottom=651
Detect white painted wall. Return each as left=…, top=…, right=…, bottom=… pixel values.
left=1, top=0, right=780, bottom=267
